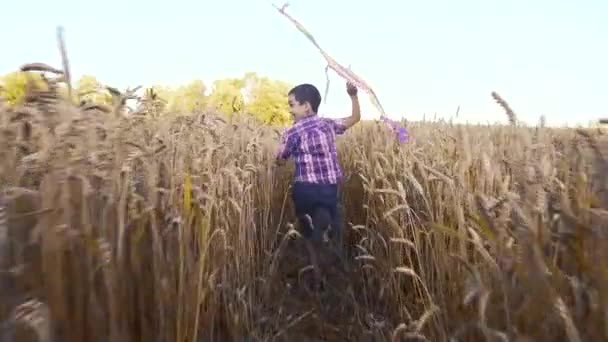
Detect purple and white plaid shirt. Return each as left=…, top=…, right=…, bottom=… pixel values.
left=276, top=115, right=347, bottom=184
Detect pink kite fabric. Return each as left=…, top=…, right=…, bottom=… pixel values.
left=272, top=3, right=409, bottom=143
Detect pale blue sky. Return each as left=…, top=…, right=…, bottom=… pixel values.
left=2, top=0, right=607, bottom=127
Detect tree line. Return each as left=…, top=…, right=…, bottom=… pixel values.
left=0, top=70, right=294, bottom=125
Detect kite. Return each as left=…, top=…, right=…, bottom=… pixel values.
left=272, top=2, right=409, bottom=143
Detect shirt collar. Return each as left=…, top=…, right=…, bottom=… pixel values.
left=295, top=113, right=318, bottom=124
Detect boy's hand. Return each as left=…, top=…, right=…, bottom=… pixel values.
left=346, top=82, right=358, bottom=97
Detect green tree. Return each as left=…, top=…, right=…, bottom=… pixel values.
left=207, top=78, right=245, bottom=114
left=75, top=75, right=111, bottom=106
left=1, top=69, right=294, bottom=125
left=241, top=72, right=292, bottom=125
left=0, top=71, right=47, bottom=106
left=169, top=79, right=207, bottom=113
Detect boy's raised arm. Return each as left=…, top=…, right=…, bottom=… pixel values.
left=337, top=82, right=361, bottom=131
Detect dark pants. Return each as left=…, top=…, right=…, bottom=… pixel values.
left=292, top=182, right=343, bottom=255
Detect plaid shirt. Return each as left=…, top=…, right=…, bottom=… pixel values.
left=276, top=115, right=347, bottom=184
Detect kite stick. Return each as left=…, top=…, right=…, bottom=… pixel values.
left=271, top=3, right=409, bottom=142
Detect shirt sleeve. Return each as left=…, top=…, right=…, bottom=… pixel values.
left=326, top=118, right=348, bottom=135
left=276, top=128, right=299, bottom=160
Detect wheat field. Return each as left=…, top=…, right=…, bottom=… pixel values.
left=1, top=63, right=608, bottom=342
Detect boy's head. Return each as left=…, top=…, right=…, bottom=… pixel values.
left=288, top=83, right=321, bottom=121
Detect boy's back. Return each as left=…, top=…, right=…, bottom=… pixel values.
left=276, top=81, right=360, bottom=273
left=277, top=115, right=347, bottom=184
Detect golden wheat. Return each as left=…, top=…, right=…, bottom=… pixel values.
left=1, top=62, right=607, bottom=341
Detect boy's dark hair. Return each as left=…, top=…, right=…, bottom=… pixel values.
left=288, top=84, right=321, bottom=113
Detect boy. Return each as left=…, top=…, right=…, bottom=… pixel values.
left=276, top=81, right=361, bottom=259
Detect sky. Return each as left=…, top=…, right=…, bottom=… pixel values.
left=2, top=0, right=607, bottom=127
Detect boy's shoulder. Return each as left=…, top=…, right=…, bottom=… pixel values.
left=321, top=116, right=348, bottom=134
left=288, top=116, right=345, bottom=133
left=304, top=115, right=342, bottom=127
